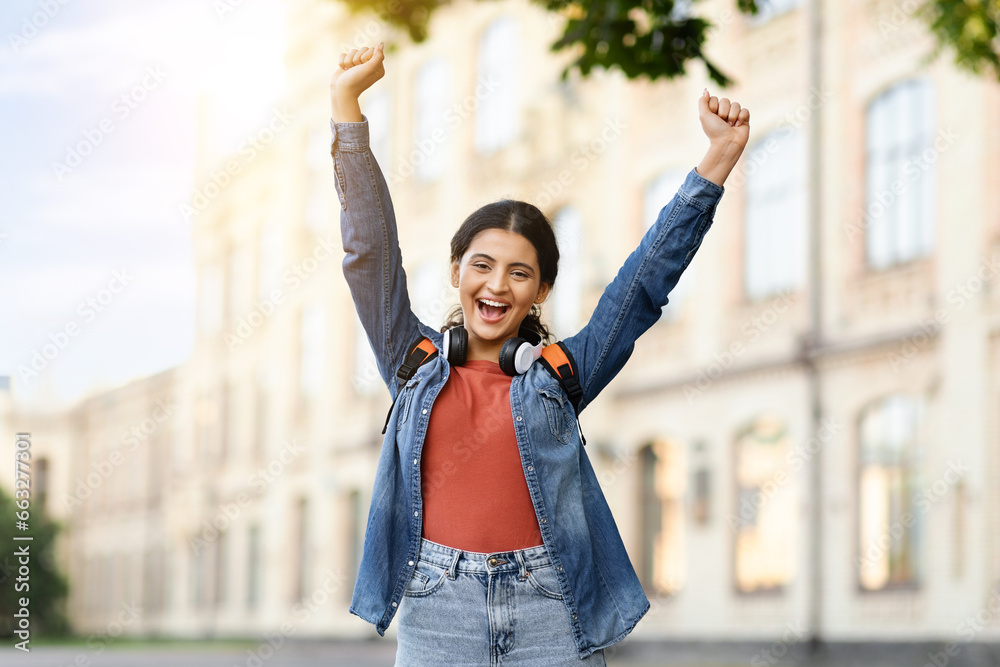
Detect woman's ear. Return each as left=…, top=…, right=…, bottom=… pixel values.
left=535, top=281, right=552, bottom=304
left=450, top=259, right=460, bottom=287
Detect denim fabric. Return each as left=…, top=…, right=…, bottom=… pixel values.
left=395, top=537, right=608, bottom=666
left=332, top=114, right=724, bottom=659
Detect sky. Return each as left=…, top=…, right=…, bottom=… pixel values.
left=0, top=0, right=288, bottom=408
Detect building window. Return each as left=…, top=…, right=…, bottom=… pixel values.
left=857, top=394, right=924, bottom=590
left=353, top=311, right=381, bottom=396
left=294, top=498, right=309, bottom=602
left=299, top=303, right=326, bottom=407
left=214, top=530, right=227, bottom=607
left=365, top=87, right=393, bottom=172
left=550, top=207, right=583, bottom=338
left=247, top=524, right=261, bottom=610
left=733, top=416, right=795, bottom=593
left=253, top=366, right=269, bottom=459
left=747, top=0, right=802, bottom=24
left=411, top=259, right=448, bottom=326
left=35, top=457, right=48, bottom=516
left=227, top=246, right=252, bottom=327
left=413, top=56, right=451, bottom=181
left=198, top=265, right=224, bottom=334
left=258, top=222, right=283, bottom=298
left=348, top=490, right=362, bottom=600
left=644, top=169, right=693, bottom=321
left=639, top=440, right=686, bottom=595
left=743, top=128, right=806, bottom=300
left=475, top=17, right=520, bottom=154
left=864, top=78, right=936, bottom=270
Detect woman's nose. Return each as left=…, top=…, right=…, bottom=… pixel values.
left=486, top=272, right=508, bottom=293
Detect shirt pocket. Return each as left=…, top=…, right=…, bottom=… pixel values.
left=395, top=375, right=423, bottom=431
left=537, top=383, right=574, bottom=444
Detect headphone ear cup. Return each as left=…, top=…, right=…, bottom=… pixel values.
left=446, top=325, right=468, bottom=366
left=499, top=337, right=525, bottom=376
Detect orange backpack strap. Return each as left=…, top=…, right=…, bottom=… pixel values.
left=382, top=336, right=439, bottom=434
left=539, top=342, right=587, bottom=446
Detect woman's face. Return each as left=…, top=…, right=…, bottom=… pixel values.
left=450, top=228, right=551, bottom=359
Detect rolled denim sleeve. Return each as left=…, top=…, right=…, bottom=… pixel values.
left=332, top=114, right=423, bottom=397
left=561, top=167, right=724, bottom=413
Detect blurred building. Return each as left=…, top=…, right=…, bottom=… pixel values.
left=6, top=0, right=999, bottom=653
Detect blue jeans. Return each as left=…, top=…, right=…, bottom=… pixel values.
left=395, top=537, right=608, bottom=666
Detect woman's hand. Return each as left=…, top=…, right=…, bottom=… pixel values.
left=695, top=89, right=751, bottom=187
left=330, top=43, right=385, bottom=123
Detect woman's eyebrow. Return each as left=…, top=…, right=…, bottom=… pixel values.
left=468, top=253, right=534, bottom=271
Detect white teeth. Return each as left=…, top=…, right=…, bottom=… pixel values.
left=478, top=298, right=509, bottom=308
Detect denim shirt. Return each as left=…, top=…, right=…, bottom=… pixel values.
left=331, top=114, right=724, bottom=658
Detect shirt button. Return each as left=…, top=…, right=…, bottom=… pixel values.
left=392, top=601, right=398, bottom=607
left=572, top=613, right=577, bottom=620
left=540, top=517, right=547, bottom=523
left=527, top=465, right=533, bottom=471
left=408, top=560, right=414, bottom=566
left=414, top=511, right=419, bottom=517
left=516, top=415, right=522, bottom=421
left=422, top=408, right=427, bottom=414
left=557, top=565, right=562, bottom=571
left=413, top=458, right=418, bottom=465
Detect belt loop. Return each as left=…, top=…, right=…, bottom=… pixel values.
left=447, top=549, right=461, bottom=580
left=514, top=550, right=528, bottom=580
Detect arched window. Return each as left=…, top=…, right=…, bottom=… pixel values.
left=643, top=169, right=692, bottom=321
left=864, top=78, right=936, bottom=269
left=550, top=206, right=583, bottom=337
left=475, top=17, right=520, bottom=154
left=857, top=394, right=924, bottom=590
left=413, top=56, right=451, bottom=181
left=732, top=415, right=795, bottom=593
left=743, top=127, right=806, bottom=300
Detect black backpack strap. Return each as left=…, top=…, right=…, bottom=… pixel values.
left=382, top=337, right=439, bottom=434
left=539, top=341, right=587, bottom=446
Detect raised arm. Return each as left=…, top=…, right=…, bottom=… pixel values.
left=331, top=43, right=425, bottom=397
left=560, top=89, right=751, bottom=412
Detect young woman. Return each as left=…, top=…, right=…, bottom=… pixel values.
left=331, top=42, right=750, bottom=666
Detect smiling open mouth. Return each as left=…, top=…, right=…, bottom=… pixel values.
left=477, top=298, right=510, bottom=322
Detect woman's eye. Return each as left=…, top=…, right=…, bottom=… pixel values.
left=474, top=263, right=489, bottom=270
left=513, top=271, right=528, bottom=278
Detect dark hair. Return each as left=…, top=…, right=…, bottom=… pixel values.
left=440, top=199, right=559, bottom=344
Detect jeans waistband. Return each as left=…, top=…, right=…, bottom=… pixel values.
left=417, top=537, right=552, bottom=575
